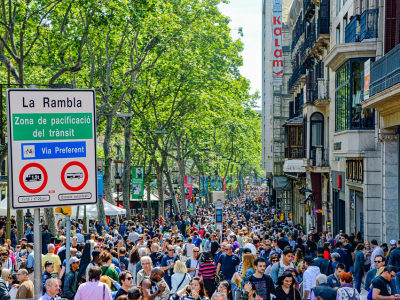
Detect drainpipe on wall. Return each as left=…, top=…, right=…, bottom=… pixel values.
left=395, top=125, right=400, bottom=239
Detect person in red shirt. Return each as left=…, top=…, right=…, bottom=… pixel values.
left=54, top=238, right=62, bottom=255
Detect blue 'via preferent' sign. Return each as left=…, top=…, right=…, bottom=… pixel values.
left=21, top=141, right=86, bottom=160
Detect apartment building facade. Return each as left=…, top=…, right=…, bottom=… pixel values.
left=267, top=0, right=400, bottom=241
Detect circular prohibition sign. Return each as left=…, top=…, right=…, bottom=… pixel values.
left=61, top=161, right=88, bottom=191
left=19, top=163, right=48, bottom=194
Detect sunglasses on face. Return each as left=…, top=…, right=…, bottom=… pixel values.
left=271, top=259, right=279, bottom=262
left=193, top=250, right=199, bottom=253
left=125, top=277, right=133, bottom=280
left=375, top=260, right=383, bottom=263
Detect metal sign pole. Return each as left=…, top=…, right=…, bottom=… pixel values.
left=65, top=215, right=71, bottom=274
left=34, top=208, right=41, bottom=300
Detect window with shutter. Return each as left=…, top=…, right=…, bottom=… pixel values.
left=385, top=0, right=398, bottom=53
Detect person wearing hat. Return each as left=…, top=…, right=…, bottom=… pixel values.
left=388, top=239, right=400, bottom=294
left=303, top=256, right=321, bottom=300
left=63, top=257, right=80, bottom=299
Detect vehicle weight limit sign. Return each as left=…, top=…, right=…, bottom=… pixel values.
left=7, top=89, right=97, bottom=209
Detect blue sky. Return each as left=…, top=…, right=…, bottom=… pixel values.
left=218, top=0, right=262, bottom=108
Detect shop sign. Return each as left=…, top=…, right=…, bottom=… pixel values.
left=346, top=159, right=363, bottom=183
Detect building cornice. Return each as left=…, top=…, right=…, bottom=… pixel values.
left=324, top=42, right=377, bottom=71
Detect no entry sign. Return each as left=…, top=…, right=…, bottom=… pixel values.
left=7, top=89, right=97, bottom=209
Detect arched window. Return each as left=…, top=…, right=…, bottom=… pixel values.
left=310, top=113, right=324, bottom=162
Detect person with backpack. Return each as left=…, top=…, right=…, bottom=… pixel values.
left=170, top=261, right=191, bottom=294
left=336, top=271, right=360, bottom=300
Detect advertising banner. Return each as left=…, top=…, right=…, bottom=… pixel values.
left=215, top=177, right=222, bottom=191
left=364, top=59, right=370, bottom=100
left=272, top=0, right=283, bottom=85
left=97, top=160, right=103, bottom=197
left=184, top=175, right=193, bottom=199
left=131, top=167, right=144, bottom=199
left=200, top=176, right=209, bottom=196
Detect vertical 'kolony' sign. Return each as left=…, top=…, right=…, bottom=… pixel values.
left=273, top=0, right=283, bottom=86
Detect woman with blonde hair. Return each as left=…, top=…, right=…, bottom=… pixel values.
left=100, top=275, right=120, bottom=298
left=294, top=249, right=304, bottom=267
left=232, top=253, right=255, bottom=298
left=171, top=260, right=191, bottom=294
left=1, top=269, right=10, bottom=282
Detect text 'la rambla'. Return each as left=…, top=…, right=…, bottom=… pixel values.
left=22, top=97, right=82, bottom=108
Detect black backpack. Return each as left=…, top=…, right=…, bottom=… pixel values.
left=344, top=288, right=358, bottom=300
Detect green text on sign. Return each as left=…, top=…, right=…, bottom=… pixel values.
left=12, top=113, right=93, bottom=141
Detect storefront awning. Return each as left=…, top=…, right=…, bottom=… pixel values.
left=273, top=176, right=291, bottom=190
left=283, top=159, right=306, bottom=173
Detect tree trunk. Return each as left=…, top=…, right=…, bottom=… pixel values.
left=76, top=206, right=80, bottom=221
left=179, top=160, right=186, bottom=212
left=16, top=210, right=24, bottom=241
left=164, top=165, right=179, bottom=214
left=122, top=117, right=133, bottom=220
left=103, top=115, right=114, bottom=205
left=154, top=160, right=165, bottom=220
left=146, top=164, right=152, bottom=224
left=44, top=208, right=57, bottom=236
left=97, top=199, right=107, bottom=226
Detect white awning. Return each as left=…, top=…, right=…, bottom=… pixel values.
left=283, top=159, right=306, bottom=173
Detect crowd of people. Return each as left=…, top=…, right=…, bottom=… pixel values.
left=0, top=186, right=399, bottom=300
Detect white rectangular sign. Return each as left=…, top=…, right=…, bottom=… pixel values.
left=272, top=0, right=283, bottom=85
left=212, top=191, right=225, bottom=203
left=7, top=89, right=97, bottom=209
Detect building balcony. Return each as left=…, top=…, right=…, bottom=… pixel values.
left=345, top=9, right=379, bottom=43
left=324, top=41, right=377, bottom=71
left=303, top=79, right=330, bottom=106
left=303, top=0, right=316, bottom=21
left=314, top=79, right=330, bottom=106
left=289, top=64, right=307, bottom=93
left=311, top=17, right=330, bottom=56
left=303, top=147, right=330, bottom=172
left=363, top=43, right=400, bottom=128
left=292, top=19, right=306, bottom=53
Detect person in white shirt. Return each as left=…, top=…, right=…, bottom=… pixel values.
left=186, top=247, right=200, bottom=278
left=171, top=260, right=191, bottom=294
left=183, top=237, right=195, bottom=257
left=129, top=228, right=139, bottom=242
left=370, top=239, right=384, bottom=269
left=303, top=256, right=321, bottom=300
